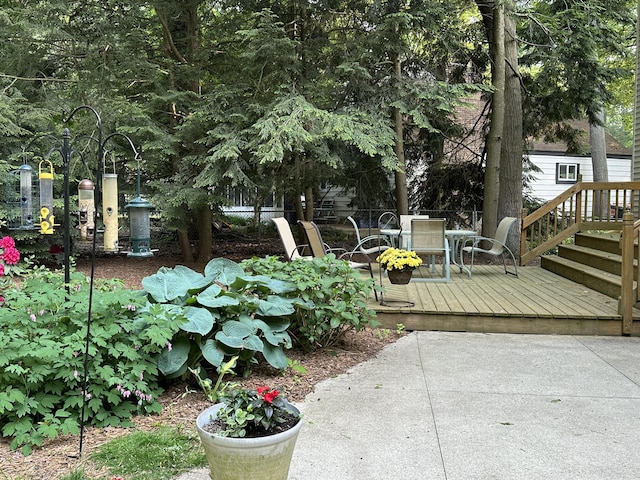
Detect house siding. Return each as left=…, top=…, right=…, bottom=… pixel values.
left=529, top=154, right=632, bottom=203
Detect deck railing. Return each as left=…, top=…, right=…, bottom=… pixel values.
left=520, top=181, right=640, bottom=265
left=521, top=181, right=640, bottom=334
left=619, top=213, right=640, bottom=334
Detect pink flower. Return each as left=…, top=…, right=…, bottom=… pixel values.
left=0, top=296, right=4, bottom=305
left=0, top=236, right=15, bottom=249
left=1, top=246, right=20, bottom=265
left=0, top=264, right=4, bottom=276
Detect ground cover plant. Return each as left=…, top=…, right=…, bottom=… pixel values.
left=0, top=264, right=182, bottom=455
left=242, top=254, right=378, bottom=349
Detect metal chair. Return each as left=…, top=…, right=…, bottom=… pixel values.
left=410, top=218, right=450, bottom=283
left=462, top=217, right=519, bottom=276
left=377, top=211, right=398, bottom=229
left=345, top=216, right=390, bottom=262
left=298, top=220, right=378, bottom=300
left=272, top=217, right=311, bottom=261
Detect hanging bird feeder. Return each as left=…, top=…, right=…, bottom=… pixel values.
left=5, top=163, right=39, bottom=230
left=38, top=160, right=55, bottom=234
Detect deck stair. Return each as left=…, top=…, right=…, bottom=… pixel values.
left=540, top=232, right=638, bottom=300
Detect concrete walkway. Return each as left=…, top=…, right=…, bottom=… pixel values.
left=177, top=331, right=640, bottom=480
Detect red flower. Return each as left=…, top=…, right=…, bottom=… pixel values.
left=263, top=390, right=280, bottom=404
left=256, top=386, right=280, bottom=404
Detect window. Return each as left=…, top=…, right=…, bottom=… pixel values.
left=556, top=163, right=579, bottom=184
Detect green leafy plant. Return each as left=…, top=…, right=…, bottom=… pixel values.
left=0, top=265, right=180, bottom=455
left=190, top=356, right=240, bottom=403
left=242, top=254, right=378, bottom=350
left=213, top=385, right=299, bottom=438
left=192, top=356, right=299, bottom=438
left=141, top=258, right=302, bottom=377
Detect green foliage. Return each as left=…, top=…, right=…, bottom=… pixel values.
left=215, top=385, right=299, bottom=438
left=242, top=255, right=378, bottom=350
left=141, top=258, right=299, bottom=376
left=190, top=356, right=240, bottom=404
left=0, top=266, right=180, bottom=455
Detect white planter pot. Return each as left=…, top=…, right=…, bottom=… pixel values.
left=196, top=403, right=302, bottom=480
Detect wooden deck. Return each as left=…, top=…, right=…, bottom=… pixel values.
left=368, top=264, right=640, bottom=336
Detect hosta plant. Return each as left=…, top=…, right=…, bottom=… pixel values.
left=141, top=258, right=305, bottom=378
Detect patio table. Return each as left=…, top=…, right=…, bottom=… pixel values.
left=445, top=229, right=477, bottom=278
left=381, top=227, right=476, bottom=278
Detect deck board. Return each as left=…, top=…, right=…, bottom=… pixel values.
left=370, top=265, right=640, bottom=335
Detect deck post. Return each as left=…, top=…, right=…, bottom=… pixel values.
left=619, top=212, right=634, bottom=334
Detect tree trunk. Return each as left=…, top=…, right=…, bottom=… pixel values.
left=196, top=206, right=212, bottom=262
left=481, top=1, right=505, bottom=239
left=393, top=53, right=409, bottom=216
left=178, top=230, right=194, bottom=263
left=497, top=11, right=523, bottom=256
left=590, top=107, right=609, bottom=219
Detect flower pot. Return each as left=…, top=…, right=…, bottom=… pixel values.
left=196, top=403, right=302, bottom=480
left=387, top=269, right=413, bottom=285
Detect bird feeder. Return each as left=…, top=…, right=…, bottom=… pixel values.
left=78, top=179, right=95, bottom=240
left=102, top=173, right=119, bottom=252
left=5, top=163, right=39, bottom=230
left=38, top=160, right=55, bottom=234
left=125, top=195, right=153, bottom=257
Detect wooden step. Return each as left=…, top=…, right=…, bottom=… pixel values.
left=575, top=232, right=629, bottom=256
left=540, top=255, right=634, bottom=299
left=559, top=244, right=621, bottom=275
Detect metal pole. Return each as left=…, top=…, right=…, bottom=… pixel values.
left=62, top=128, right=71, bottom=288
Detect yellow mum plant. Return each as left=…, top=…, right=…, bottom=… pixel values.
left=376, top=248, right=423, bottom=272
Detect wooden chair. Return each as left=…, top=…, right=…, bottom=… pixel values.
left=410, top=218, right=450, bottom=283
left=298, top=220, right=378, bottom=300
left=271, top=217, right=311, bottom=261
left=462, top=217, right=519, bottom=277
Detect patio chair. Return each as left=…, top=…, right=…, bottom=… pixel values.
left=399, top=214, right=430, bottom=249
left=410, top=218, right=450, bottom=283
left=272, top=217, right=312, bottom=261
left=298, top=220, right=378, bottom=300
left=345, top=216, right=391, bottom=262
left=377, top=211, right=398, bottom=229
left=461, top=216, right=519, bottom=277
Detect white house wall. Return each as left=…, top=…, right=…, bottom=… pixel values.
left=529, top=153, right=632, bottom=202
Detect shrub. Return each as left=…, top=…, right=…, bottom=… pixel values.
left=0, top=265, right=180, bottom=455
left=241, top=254, right=378, bottom=350
left=140, top=258, right=301, bottom=378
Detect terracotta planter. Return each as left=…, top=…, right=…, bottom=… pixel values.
left=196, top=404, right=302, bottom=480
left=387, top=269, right=413, bottom=285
